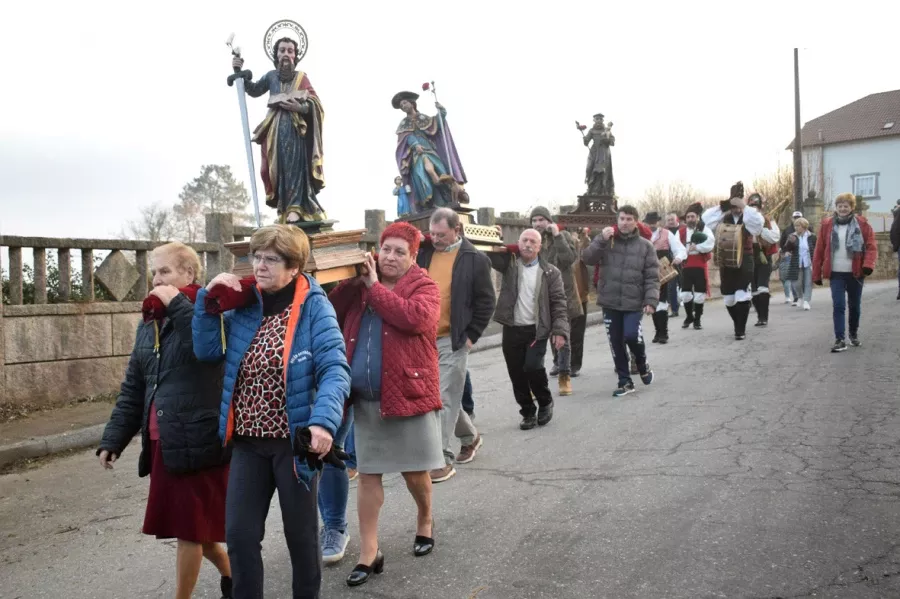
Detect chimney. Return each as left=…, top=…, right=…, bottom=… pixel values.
left=817, top=129, right=823, bottom=142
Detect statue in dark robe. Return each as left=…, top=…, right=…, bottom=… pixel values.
left=584, top=113, right=615, bottom=197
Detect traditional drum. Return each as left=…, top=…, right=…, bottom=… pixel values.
left=715, top=222, right=744, bottom=269
left=658, top=256, right=678, bottom=286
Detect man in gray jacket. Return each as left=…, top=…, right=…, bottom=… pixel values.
left=529, top=206, right=583, bottom=396
left=582, top=205, right=659, bottom=397
left=489, top=229, right=569, bottom=430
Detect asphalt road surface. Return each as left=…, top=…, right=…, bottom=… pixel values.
left=1, top=282, right=898, bottom=599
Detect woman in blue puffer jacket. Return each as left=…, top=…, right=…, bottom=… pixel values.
left=192, top=224, right=350, bottom=599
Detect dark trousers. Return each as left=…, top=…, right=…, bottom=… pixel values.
left=462, top=370, right=474, bottom=415
left=227, top=437, right=321, bottom=599
left=830, top=272, right=864, bottom=340
left=502, top=325, right=552, bottom=417
left=603, top=308, right=647, bottom=385
left=568, top=301, right=589, bottom=372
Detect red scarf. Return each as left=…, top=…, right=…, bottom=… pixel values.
left=205, top=276, right=258, bottom=314
left=141, top=284, right=201, bottom=323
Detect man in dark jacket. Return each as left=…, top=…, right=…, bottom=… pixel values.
left=891, top=201, right=900, bottom=300
left=417, top=208, right=496, bottom=481
left=582, top=205, right=659, bottom=397
left=779, top=210, right=803, bottom=304
left=529, top=206, right=582, bottom=395
left=489, top=229, right=569, bottom=430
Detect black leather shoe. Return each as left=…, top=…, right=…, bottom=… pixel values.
left=414, top=521, right=435, bottom=557
left=347, top=551, right=384, bottom=587
left=220, top=576, right=233, bottom=599
left=570, top=369, right=581, bottom=378
left=548, top=365, right=559, bottom=377
left=537, top=402, right=553, bottom=426
left=520, top=415, right=537, bottom=430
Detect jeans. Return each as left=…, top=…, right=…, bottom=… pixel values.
left=501, top=325, right=552, bottom=417
left=317, top=408, right=356, bottom=532
left=603, top=308, right=647, bottom=385
left=226, top=437, right=321, bottom=599
left=550, top=331, right=572, bottom=373
left=829, top=272, right=863, bottom=340
left=667, top=279, right=680, bottom=314
left=461, top=371, right=474, bottom=415
left=569, top=302, right=588, bottom=372
left=797, top=266, right=813, bottom=302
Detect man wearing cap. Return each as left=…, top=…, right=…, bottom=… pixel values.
left=702, top=182, right=765, bottom=340
left=678, top=203, right=715, bottom=330
left=780, top=210, right=804, bottom=304
left=745, top=193, right=781, bottom=327
left=529, top=206, right=581, bottom=395
left=643, top=212, right=687, bottom=344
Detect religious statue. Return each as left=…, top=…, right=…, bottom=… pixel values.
left=393, top=84, right=468, bottom=214
left=393, top=176, right=412, bottom=217
left=231, top=28, right=326, bottom=224
left=580, top=113, right=615, bottom=197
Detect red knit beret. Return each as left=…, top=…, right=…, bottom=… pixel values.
left=380, top=221, right=422, bottom=256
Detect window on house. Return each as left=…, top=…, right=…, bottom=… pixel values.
left=852, top=174, right=878, bottom=198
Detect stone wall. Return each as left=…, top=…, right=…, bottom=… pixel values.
left=1, top=302, right=140, bottom=408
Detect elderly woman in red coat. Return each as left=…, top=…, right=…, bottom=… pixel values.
left=328, top=222, right=444, bottom=587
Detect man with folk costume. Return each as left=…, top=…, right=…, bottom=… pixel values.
left=642, top=212, right=686, bottom=344
left=745, top=192, right=781, bottom=327
left=678, top=202, right=715, bottom=330
left=702, top=182, right=765, bottom=340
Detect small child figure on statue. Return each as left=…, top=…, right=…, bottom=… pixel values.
left=394, top=176, right=412, bottom=217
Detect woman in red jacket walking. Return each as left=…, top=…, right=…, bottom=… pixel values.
left=812, top=193, right=878, bottom=352
left=329, top=222, right=444, bottom=587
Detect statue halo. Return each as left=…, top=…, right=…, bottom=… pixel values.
left=263, top=19, right=309, bottom=62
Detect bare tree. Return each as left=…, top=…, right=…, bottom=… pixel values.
left=122, top=203, right=179, bottom=241
left=638, top=180, right=703, bottom=217
left=752, top=165, right=794, bottom=225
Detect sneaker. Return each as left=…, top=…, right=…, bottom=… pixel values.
left=613, top=381, right=636, bottom=397
left=537, top=402, right=554, bottom=426
left=321, top=528, right=350, bottom=565
left=849, top=336, right=861, bottom=347
left=347, top=468, right=359, bottom=482
left=831, top=339, right=848, bottom=353
left=520, top=415, right=538, bottom=430
left=429, top=464, right=457, bottom=483
left=735, top=334, right=746, bottom=340
left=639, top=367, right=654, bottom=386
left=791, top=301, right=798, bottom=307
left=455, top=434, right=483, bottom=464
left=548, top=365, right=559, bottom=377
left=570, top=369, right=581, bottom=378
left=803, top=301, right=810, bottom=311
left=784, top=298, right=792, bottom=304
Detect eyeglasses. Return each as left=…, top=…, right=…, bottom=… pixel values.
left=251, top=253, right=284, bottom=266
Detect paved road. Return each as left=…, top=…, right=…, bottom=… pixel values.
left=2, top=282, right=898, bottom=599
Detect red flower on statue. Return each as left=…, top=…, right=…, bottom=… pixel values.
left=578, top=124, right=587, bottom=131
left=422, top=82, right=430, bottom=91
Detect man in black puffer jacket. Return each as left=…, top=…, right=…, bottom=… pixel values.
left=582, top=205, right=659, bottom=397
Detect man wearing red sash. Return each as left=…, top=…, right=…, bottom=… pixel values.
left=678, top=203, right=715, bottom=330
left=643, top=212, right=686, bottom=344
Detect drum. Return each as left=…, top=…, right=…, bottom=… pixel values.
left=715, top=222, right=744, bottom=269
left=658, top=256, right=678, bottom=286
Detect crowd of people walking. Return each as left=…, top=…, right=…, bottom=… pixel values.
left=97, top=186, right=882, bottom=598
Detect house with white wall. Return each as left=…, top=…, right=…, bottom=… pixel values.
left=789, top=89, right=900, bottom=215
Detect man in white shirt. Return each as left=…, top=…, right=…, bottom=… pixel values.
left=678, top=203, right=715, bottom=330
left=643, top=212, right=687, bottom=344
left=746, top=193, right=781, bottom=327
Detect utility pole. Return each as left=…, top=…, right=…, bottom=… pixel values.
left=793, top=48, right=804, bottom=212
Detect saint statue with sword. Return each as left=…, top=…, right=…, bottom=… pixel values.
left=227, top=21, right=326, bottom=225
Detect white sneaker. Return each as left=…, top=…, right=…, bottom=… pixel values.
left=783, top=298, right=792, bottom=304
left=803, top=301, right=810, bottom=311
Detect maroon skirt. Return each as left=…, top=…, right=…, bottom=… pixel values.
left=142, top=440, right=229, bottom=543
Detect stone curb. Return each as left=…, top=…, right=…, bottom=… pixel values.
left=0, top=298, right=725, bottom=468
left=0, top=424, right=106, bottom=470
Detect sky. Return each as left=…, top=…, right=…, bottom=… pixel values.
left=1, top=0, right=898, bottom=241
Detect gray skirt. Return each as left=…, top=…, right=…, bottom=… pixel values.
left=353, top=399, right=444, bottom=474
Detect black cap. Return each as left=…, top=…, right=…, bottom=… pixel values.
left=642, top=211, right=661, bottom=225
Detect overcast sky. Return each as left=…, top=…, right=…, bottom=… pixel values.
left=1, top=1, right=897, bottom=240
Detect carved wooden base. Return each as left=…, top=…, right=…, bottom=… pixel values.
left=397, top=207, right=503, bottom=247
left=225, top=228, right=367, bottom=284
left=555, top=194, right=618, bottom=232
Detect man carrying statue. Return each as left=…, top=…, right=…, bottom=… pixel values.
left=232, top=36, right=326, bottom=223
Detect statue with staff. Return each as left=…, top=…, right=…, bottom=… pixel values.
left=576, top=113, right=615, bottom=197
left=228, top=20, right=326, bottom=225
left=393, top=82, right=468, bottom=215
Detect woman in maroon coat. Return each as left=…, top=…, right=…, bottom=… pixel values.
left=328, top=222, right=443, bottom=587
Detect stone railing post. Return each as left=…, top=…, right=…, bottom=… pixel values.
left=477, top=207, right=496, bottom=226
left=205, top=213, right=235, bottom=280
left=363, top=209, right=386, bottom=250
left=0, top=254, right=6, bottom=405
